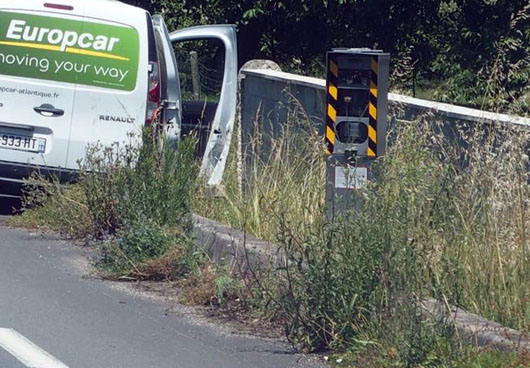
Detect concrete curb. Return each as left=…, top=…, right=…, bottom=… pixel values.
left=422, top=299, right=530, bottom=352
left=192, top=214, right=530, bottom=353
left=192, top=214, right=276, bottom=267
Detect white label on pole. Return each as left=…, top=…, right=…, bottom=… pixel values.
left=334, top=166, right=368, bottom=189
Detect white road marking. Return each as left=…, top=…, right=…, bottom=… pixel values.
left=0, top=328, right=69, bottom=368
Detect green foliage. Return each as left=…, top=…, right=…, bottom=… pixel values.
left=214, top=271, right=237, bottom=305
left=79, top=128, right=197, bottom=268
left=453, top=349, right=530, bottom=368
left=9, top=179, right=91, bottom=238
left=196, top=99, right=529, bottom=362
left=81, top=130, right=195, bottom=238
left=123, top=0, right=530, bottom=114
left=427, top=1, right=530, bottom=113
left=331, top=344, right=530, bottom=367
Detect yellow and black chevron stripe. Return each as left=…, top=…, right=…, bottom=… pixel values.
left=325, top=55, right=338, bottom=155
left=367, top=57, right=378, bottom=157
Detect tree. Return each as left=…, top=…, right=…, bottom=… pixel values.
left=120, top=0, right=530, bottom=113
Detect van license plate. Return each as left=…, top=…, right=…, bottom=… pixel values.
left=0, top=133, right=46, bottom=153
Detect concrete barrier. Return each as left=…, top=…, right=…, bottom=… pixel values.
left=192, top=214, right=530, bottom=353
left=238, top=68, right=530, bottom=184
left=240, top=69, right=530, bottom=138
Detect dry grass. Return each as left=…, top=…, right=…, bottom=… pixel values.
left=181, top=264, right=218, bottom=305
left=194, top=93, right=530, bottom=344
left=423, top=117, right=530, bottom=332
left=194, top=95, right=327, bottom=242
left=7, top=178, right=92, bottom=239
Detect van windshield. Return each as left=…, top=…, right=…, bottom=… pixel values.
left=0, top=11, right=139, bottom=91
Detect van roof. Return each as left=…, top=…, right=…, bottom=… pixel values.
left=3, top=0, right=148, bottom=12
left=87, top=0, right=138, bottom=6
left=81, top=0, right=148, bottom=20
left=91, top=0, right=140, bottom=5
left=63, top=0, right=147, bottom=12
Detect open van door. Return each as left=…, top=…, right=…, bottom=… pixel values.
left=169, top=26, right=238, bottom=186
left=152, top=15, right=181, bottom=143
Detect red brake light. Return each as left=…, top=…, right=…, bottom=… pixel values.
left=44, top=3, right=74, bottom=10
left=145, top=83, right=161, bottom=125
left=148, top=82, right=160, bottom=104
left=145, top=61, right=161, bottom=125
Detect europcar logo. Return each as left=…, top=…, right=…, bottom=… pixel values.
left=0, top=12, right=139, bottom=91
left=2, top=19, right=128, bottom=61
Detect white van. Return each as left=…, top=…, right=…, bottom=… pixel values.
left=0, top=0, right=237, bottom=197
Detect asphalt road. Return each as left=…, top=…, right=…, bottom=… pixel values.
left=0, top=218, right=323, bottom=367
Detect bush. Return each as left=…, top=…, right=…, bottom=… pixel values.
left=81, top=129, right=196, bottom=235
left=12, top=125, right=199, bottom=275
left=79, top=127, right=198, bottom=270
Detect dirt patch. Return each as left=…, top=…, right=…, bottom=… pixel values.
left=106, top=278, right=286, bottom=341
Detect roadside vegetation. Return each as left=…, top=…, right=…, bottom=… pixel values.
left=10, top=100, right=530, bottom=367
left=8, top=7, right=530, bottom=363
left=193, top=99, right=530, bottom=365
left=9, top=125, right=246, bottom=307
left=10, top=127, right=201, bottom=276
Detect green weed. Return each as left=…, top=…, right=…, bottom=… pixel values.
left=8, top=178, right=91, bottom=239
left=12, top=125, right=199, bottom=277
left=195, top=94, right=529, bottom=363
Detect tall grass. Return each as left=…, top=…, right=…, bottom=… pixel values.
left=195, top=94, right=530, bottom=359
left=195, top=97, right=327, bottom=241
left=13, top=176, right=91, bottom=238
left=427, top=117, right=530, bottom=331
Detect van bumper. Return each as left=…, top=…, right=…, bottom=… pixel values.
left=0, top=160, right=77, bottom=197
